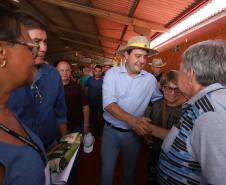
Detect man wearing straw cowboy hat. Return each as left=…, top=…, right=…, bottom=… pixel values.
left=101, top=36, right=163, bottom=185
left=149, top=58, right=167, bottom=90
left=101, top=61, right=114, bottom=77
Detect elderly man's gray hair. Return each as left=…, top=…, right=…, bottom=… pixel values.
left=182, top=39, right=226, bottom=86
left=83, top=67, right=91, bottom=75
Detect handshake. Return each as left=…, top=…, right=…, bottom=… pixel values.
left=132, top=117, right=169, bottom=143
left=132, top=117, right=152, bottom=136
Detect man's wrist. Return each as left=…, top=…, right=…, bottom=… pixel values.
left=129, top=118, right=138, bottom=128
left=84, top=124, right=90, bottom=127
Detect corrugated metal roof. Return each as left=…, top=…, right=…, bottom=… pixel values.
left=1, top=0, right=222, bottom=65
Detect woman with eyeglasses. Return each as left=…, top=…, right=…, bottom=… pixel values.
left=0, top=7, right=51, bottom=185
left=145, top=70, right=187, bottom=185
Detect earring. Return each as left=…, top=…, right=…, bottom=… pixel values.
left=1, top=49, right=6, bottom=67
left=0, top=47, right=6, bottom=67
left=1, top=60, right=6, bottom=67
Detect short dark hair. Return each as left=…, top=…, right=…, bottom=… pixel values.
left=0, top=7, right=22, bottom=41
left=94, top=65, right=102, bottom=71
left=54, top=60, right=61, bottom=67
left=126, top=49, right=133, bottom=55
left=14, top=10, right=49, bottom=32
left=78, top=65, right=85, bottom=72
left=126, top=48, right=148, bottom=55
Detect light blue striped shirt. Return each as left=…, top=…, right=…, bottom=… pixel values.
left=102, top=63, right=163, bottom=129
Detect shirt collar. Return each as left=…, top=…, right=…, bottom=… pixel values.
left=34, top=63, right=47, bottom=83
left=182, top=83, right=224, bottom=109
left=64, top=78, right=73, bottom=86
left=92, top=76, right=103, bottom=80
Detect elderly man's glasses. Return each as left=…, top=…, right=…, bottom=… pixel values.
left=163, top=86, right=181, bottom=93
left=0, top=40, right=40, bottom=59
left=30, top=83, right=43, bottom=104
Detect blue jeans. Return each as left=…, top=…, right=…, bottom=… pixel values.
left=101, top=124, right=142, bottom=185
left=89, top=105, right=102, bottom=136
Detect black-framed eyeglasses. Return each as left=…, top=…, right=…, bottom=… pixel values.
left=30, top=83, right=43, bottom=104
left=163, top=86, right=181, bottom=93
left=0, top=40, right=40, bottom=59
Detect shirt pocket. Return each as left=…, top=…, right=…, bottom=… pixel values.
left=39, top=86, right=58, bottom=105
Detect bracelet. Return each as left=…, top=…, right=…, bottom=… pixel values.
left=84, top=124, right=90, bottom=127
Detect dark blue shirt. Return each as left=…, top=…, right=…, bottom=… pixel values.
left=153, top=72, right=163, bottom=82
left=0, top=119, right=51, bottom=185
left=86, top=76, right=103, bottom=107
left=8, top=63, right=67, bottom=146
left=153, top=72, right=164, bottom=95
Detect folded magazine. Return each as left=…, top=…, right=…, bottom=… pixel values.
left=47, top=132, right=82, bottom=172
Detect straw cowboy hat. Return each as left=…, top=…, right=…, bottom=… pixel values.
left=148, top=58, right=166, bottom=67
left=103, top=61, right=114, bottom=67
left=117, top=36, right=158, bottom=56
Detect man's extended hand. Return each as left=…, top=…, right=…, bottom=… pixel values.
left=144, top=134, right=153, bottom=144
left=132, top=117, right=152, bottom=135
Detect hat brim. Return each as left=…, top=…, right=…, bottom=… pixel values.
left=148, top=63, right=167, bottom=67
left=83, top=135, right=95, bottom=153
left=117, top=46, right=158, bottom=57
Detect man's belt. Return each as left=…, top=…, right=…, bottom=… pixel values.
left=106, top=121, right=132, bottom=132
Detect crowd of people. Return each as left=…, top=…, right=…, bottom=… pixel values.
left=1, top=5, right=226, bottom=185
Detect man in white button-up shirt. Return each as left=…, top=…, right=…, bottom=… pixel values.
left=101, top=36, right=163, bottom=185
